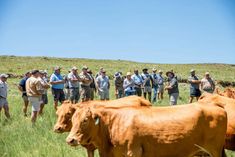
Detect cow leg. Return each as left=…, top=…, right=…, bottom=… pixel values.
left=86, top=149, right=94, bottom=157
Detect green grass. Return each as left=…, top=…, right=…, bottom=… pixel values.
left=0, top=56, right=235, bottom=157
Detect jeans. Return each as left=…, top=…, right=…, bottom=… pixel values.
left=125, top=91, right=135, bottom=97
left=152, top=86, right=158, bottom=102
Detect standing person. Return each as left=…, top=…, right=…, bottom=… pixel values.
left=64, top=70, right=71, bottom=100
left=141, top=68, right=152, bottom=102
left=114, top=72, right=124, bottom=99
left=87, top=69, right=96, bottom=100
left=18, top=71, right=31, bottom=116
left=165, top=71, right=179, bottom=105
left=50, top=66, right=65, bottom=110
left=188, top=69, right=201, bottom=103
left=131, top=69, right=143, bottom=97
left=151, top=68, right=159, bottom=103
left=26, top=70, right=44, bottom=124
left=157, top=70, right=164, bottom=100
left=38, top=71, right=50, bottom=115
left=68, top=67, right=81, bottom=103
left=96, top=69, right=110, bottom=100
left=95, top=67, right=103, bottom=78
left=0, top=74, right=10, bottom=119
left=79, top=66, right=92, bottom=102
left=201, top=72, right=215, bottom=93
left=123, top=72, right=136, bottom=96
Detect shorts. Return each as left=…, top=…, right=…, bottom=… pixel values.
left=52, top=88, right=65, bottom=103
left=0, top=97, right=8, bottom=108
left=190, top=88, right=201, bottom=97
left=143, top=86, right=152, bottom=93
left=40, top=94, right=48, bottom=104
left=134, top=87, right=142, bottom=96
left=169, top=93, right=179, bottom=105
left=28, top=96, right=41, bottom=112
left=99, top=90, right=109, bottom=100
left=158, top=85, right=164, bottom=93
left=69, top=88, right=80, bottom=101
left=81, top=86, right=91, bottom=99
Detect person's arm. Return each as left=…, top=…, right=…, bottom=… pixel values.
left=50, top=75, right=64, bottom=84
left=165, top=78, right=176, bottom=90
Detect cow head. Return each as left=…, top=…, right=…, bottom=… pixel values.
left=54, top=102, right=78, bottom=133
left=66, top=106, right=100, bottom=147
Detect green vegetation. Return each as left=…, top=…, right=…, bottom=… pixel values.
left=0, top=56, right=234, bottom=157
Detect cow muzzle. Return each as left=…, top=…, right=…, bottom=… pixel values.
left=66, top=136, right=79, bottom=146
left=53, top=125, right=64, bottom=133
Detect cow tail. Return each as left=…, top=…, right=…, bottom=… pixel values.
left=194, top=144, right=213, bottom=157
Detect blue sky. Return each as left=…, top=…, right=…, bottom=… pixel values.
left=0, top=0, right=234, bottom=64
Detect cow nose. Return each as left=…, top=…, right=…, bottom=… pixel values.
left=54, top=126, right=63, bottom=133
left=66, top=137, right=78, bottom=146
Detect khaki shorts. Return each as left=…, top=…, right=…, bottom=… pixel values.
left=143, top=86, right=152, bottom=93
left=99, top=90, right=109, bottom=100
left=169, top=93, right=179, bottom=105
left=0, top=97, right=8, bottom=108
left=158, top=85, right=164, bottom=93
left=81, top=86, right=91, bottom=99
left=28, top=96, right=41, bottom=112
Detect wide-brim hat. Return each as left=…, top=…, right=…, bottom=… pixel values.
left=82, top=66, right=88, bottom=70
left=142, top=68, right=148, bottom=71
left=190, top=69, right=195, bottom=73
left=72, top=66, right=78, bottom=70
left=54, top=66, right=61, bottom=71
left=114, top=72, right=121, bottom=77
left=205, top=72, right=210, bottom=75
left=152, top=68, right=157, bottom=72
left=126, top=72, right=132, bottom=76
left=166, top=71, right=174, bottom=77
left=0, top=73, right=8, bottom=78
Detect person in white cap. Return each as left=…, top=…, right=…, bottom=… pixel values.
left=96, top=69, right=110, bottom=100
left=188, top=69, right=201, bottom=103
left=0, top=74, right=10, bottom=119
left=68, top=66, right=81, bottom=103
left=50, top=66, right=65, bottom=110
left=123, top=72, right=136, bottom=96
left=157, top=70, right=164, bottom=100
left=200, top=72, right=215, bottom=93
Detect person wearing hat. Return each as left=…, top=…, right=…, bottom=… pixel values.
left=123, top=72, right=136, bottom=96
left=114, top=72, right=124, bottom=99
left=96, top=69, right=110, bottom=100
left=18, top=71, right=31, bottom=116
left=131, top=69, right=143, bottom=96
left=95, top=67, right=104, bottom=79
left=87, top=69, right=96, bottom=100
left=157, top=70, right=164, bottom=100
left=165, top=71, right=179, bottom=105
left=50, top=66, right=65, bottom=110
left=67, top=66, right=81, bottom=103
left=200, top=72, right=215, bottom=93
left=38, top=70, right=50, bottom=115
left=188, top=69, right=201, bottom=103
left=26, top=70, right=44, bottom=124
left=151, top=68, right=159, bottom=103
left=141, top=68, right=153, bottom=102
left=79, top=66, right=93, bottom=102
left=0, top=74, right=10, bottom=119
left=64, top=69, right=71, bottom=100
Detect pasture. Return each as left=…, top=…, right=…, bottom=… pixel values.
left=0, top=56, right=235, bottom=157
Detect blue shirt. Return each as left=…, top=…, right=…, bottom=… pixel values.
left=131, top=74, right=143, bottom=87
left=19, top=77, right=28, bottom=92
left=50, top=73, right=64, bottom=89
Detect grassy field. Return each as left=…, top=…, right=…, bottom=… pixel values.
left=0, top=56, right=235, bottom=157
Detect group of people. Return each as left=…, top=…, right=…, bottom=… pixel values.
left=0, top=66, right=215, bottom=124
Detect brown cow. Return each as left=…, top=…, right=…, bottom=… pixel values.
left=54, top=96, right=151, bottom=157
left=199, top=93, right=235, bottom=150
left=215, top=87, right=235, bottom=99
left=66, top=102, right=227, bottom=157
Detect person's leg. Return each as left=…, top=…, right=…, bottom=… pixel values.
left=74, top=88, right=80, bottom=103
left=3, top=103, right=10, bottom=119
left=152, top=87, right=157, bottom=102
left=100, top=91, right=105, bottom=100
left=30, top=97, right=40, bottom=124
left=52, top=89, right=59, bottom=110
left=39, top=95, right=46, bottom=115
left=105, top=90, right=110, bottom=100
left=69, top=88, right=75, bottom=104
left=148, top=92, right=152, bottom=102
left=160, top=92, right=164, bottom=100
left=85, top=87, right=91, bottom=101
left=90, top=88, right=94, bottom=100
left=189, top=96, right=194, bottom=103
left=22, top=96, right=29, bottom=116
